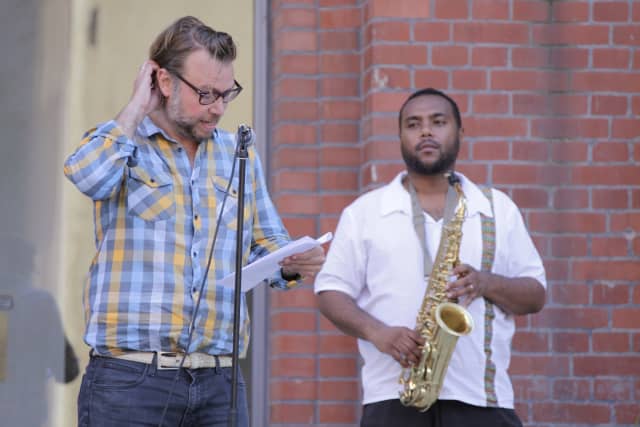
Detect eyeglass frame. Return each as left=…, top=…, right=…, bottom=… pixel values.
left=171, top=72, right=243, bottom=106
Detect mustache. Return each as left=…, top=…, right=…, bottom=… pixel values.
left=415, top=139, right=440, bottom=150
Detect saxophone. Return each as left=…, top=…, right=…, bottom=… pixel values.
left=399, top=176, right=474, bottom=411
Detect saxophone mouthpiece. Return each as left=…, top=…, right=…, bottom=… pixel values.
left=446, top=171, right=460, bottom=186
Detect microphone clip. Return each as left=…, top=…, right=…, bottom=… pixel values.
left=236, top=124, right=253, bottom=158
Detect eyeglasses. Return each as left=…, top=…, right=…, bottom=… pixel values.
left=173, top=72, right=243, bottom=105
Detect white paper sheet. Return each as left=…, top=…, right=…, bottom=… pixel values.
left=219, top=232, right=333, bottom=292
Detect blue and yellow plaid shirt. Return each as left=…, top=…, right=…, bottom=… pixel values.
left=64, top=118, right=294, bottom=356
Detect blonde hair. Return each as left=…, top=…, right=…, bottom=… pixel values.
left=149, top=16, right=236, bottom=73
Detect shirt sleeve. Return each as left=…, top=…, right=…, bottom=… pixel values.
left=247, top=147, right=294, bottom=290
left=63, top=120, right=137, bottom=200
left=494, top=189, right=547, bottom=289
left=314, top=205, right=366, bottom=299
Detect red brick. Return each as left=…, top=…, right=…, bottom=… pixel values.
left=273, top=8, right=317, bottom=29
left=413, top=22, right=451, bottom=42
left=510, top=355, right=570, bottom=376
left=513, top=1, right=549, bottom=21
left=366, top=92, right=409, bottom=114
left=512, top=47, right=547, bottom=68
left=271, top=357, right=316, bottom=377
left=611, top=213, right=640, bottom=232
left=552, top=188, right=589, bottom=210
left=319, top=8, right=360, bottom=29
left=552, top=1, right=590, bottom=21
left=318, top=334, right=358, bottom=354
left=277, top=54, right=318, bottom=74
left=320, top=170, right=358, bottom=192
left=593, top=332, right=630, bottom=353
left=593, top=188, right=629, bottom=209
left=613, top=308, right=640, bottom=329
left=366, top=45, right=427, bottom=66
left=413, top=70, right=449, bottom=91
left=552, top=378, right=591, bottom=400
left=531, top=307, right=608, bottom=329
left=365, top=21, right=410, bottom=43
left=551, top=236, right=588, bottom=257
left=543, top=259, right=570, bottom=281
left=493, top=165, right=569, bottom=186
left=364, top=140, right=400, bottom=161
left=550, top=284, right=589, bottom=305
left=615, top=404, right=640, bottom=424
left=533, top=24, right=609, bottom=45
left=551, top=141, right=588, bottom=162
left=271, top=287, right=318, bottom=309
left=593, top=48, right=632, bottom=69
left=271, top=311, right=317, bottom=332
left=512, top=331, right=549, bottom=352
left=275, top=100, right=319, bottom=121
left=271, top=379, right=317, bottom=400
left=320, top=123, right=358, bottom=143
left=281, top=218, right=317, bottom=238
left=532, top=118, right=608, bottom=139
left=320, top=30, right=359, bottom=51
left=552, top=332, right=589, bottom=353
left=274, top=30, right=317, bottom=52
left=452, top=69, right=486, bottom=90
left=471, top=0, right=509, bottom=19
left=532, top=402, right=610, bottom=423
left=454, top=22, right=528, bottom=44
left=321, top=53, right=360, bottom=74
left=364, top=67, right=411, bottom=92
left=594, top=1, right=629, bottom=22
left=432, top=45, right=468, bottom=67
left=466, top=117, right=527, bottom=138
left=275, top=77, right=318, bottom=98
left=492, top=70, right=570, bottom=91
left=318, top=380, right=360, bottom=400
left=575, top=356, right=640, bottom=376
left=318, top=403, right=359, bottom=423
left=572, top=166, right=640, bottom=185
left=550, top=47, right=590, bottom=69
left=272, top=147, right=319, bottom=169
left=434, top=0, right=469, bottom=19
left=275, top=171, right=318, bottom=192
left=362, top=116, right=397, bottom=139
left=321, top=100, right=361, bottom=120
left=271, top=333, right=318, bottom=354
left=592, top=95, right=629, bottom=115
left=512, top=141, right=549, bottom=161
left=592, top=237, right=629, bottom=257
left=512, top=377, right=549, bottom=401
left=270, top=403, right=314, bottom=424
left=572, top=261, right=639, bottom=281
left=320, top=77, right=358, bottom=97
left=273, top=124, right=317, bottom=146
left=319, top=146, right=361, bottom=167
left=512, top=188, right=549, bottom=209
left=614, top=25, right=640, bottom=45
left=366, top=0, right=429, bottom=18
left=319, top=357, right=358, bottom=377
left=472, top=141, right=509, bottom=160
left=612, top=118, right=640, bottom=138
left=573, top=71, right=640, bottom=92
left=471, top=47, right=508, bottom=67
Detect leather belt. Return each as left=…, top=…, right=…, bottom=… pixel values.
left=100, top=351, right=232, bottom=370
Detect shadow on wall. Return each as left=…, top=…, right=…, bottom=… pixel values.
left=0, top=234, right=79, bottom=427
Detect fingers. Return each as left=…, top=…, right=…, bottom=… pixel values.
left=279, top=246, right=326, bottom=281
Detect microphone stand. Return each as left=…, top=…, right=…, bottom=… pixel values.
left=229, top=125, right=252, bottom=427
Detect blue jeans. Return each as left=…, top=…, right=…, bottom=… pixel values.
left=78, top=355, right=248, bottom=427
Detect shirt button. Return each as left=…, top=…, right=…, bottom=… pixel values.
left=194, top=215, right=199, bottom=221
left=192, top=251, right=197, bottom=257
left=177, top=147, right=183, bottom=152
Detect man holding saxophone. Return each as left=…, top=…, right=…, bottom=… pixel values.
left=314, top=88, right=546, bottom=427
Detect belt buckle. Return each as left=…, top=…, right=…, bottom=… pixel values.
left=158, top=352, right=186, bottom=370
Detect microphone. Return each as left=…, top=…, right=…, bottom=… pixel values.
left=237, top=124, right=254, bottom=147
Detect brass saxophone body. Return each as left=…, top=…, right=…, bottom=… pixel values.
left=399, top=179, right=474, bottom=412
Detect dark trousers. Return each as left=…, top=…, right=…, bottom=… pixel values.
left=78, top=355, right=248, bottom=427
left=361, top=399, right=523, bottom=427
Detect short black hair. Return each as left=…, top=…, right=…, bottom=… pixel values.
left=398, top=87, right=462, bottom=130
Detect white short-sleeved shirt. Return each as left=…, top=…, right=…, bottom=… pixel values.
left=314, top=172, right=546, bottom=408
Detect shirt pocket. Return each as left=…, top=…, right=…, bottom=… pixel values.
left=211, top=176, right=239, bottom=230
left=127, top=167, right=176, bottom=221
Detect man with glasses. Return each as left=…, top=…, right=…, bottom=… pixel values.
left=64, top=16, right=324, bottom=427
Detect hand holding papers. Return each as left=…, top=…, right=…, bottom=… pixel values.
left=220, top=232, right=333, bottom=292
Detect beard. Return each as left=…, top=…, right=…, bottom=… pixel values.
left=165, top=85, right=219, bottom=143
left=401, top=137, right=460, bottom=176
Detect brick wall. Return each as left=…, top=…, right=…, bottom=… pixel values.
left=269, top=1, right=640, bottom=426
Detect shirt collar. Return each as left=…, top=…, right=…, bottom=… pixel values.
left=137, top=116, right=219, bottom=142
left=379, top=171, right=494, bottom=218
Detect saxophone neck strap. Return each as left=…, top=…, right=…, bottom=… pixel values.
left=407, top=172, right=462, bottom=277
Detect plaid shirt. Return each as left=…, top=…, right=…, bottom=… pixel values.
left=64, top=118, right=293, bottom=356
